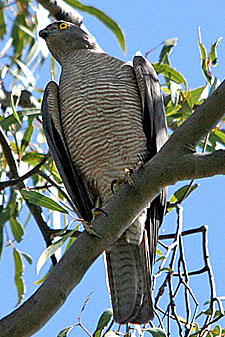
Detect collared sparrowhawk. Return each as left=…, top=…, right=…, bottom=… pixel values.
left=39, top=21, right=167, bottom=324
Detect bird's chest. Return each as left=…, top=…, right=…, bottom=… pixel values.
left=58, top=56, right=147, bottom=203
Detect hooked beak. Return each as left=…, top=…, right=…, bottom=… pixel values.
left=39, top=29, right=50, bottom=39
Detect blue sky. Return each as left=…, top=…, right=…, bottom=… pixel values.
left=0, top=1, right=225, bottom=336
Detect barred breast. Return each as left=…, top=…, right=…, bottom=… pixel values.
left=59, top=50, right=148, bottom=206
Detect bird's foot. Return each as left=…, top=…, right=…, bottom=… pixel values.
left=111, top=167, right=135, bottom=194
left=83, top=208, right=107, bottom=238
left=83, top=221, right=102, bottom=238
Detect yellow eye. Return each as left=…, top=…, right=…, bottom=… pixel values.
left=59, top=23, right=68, bottom=30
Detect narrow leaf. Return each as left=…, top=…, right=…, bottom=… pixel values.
left=159, top=38, right=178, bottom=65
left=22, top=152, right=46, bottom=165
left=169, top=184, right=199, bottom=205
left=36, top=231, right=74, bottom=274
left=213, top=130, right=225, bottom=146
left=13, top=248, right=25, bottom=305
left=144, top=327, right=167, bottom=337
left=210, top=37, right=222, bottom=66
left=21, top=251, right=32, bottom=264
left=57, top=326, right=74, bottom=337
left=0, top=0, right=7, bottom=39
left=20, top=119, right=34, bottom=154
left=10, top=92, right=22, bottom=126
left=94, top=308, right=113, bottom=337
left=64, top=0, right=126, bottom=52
left=21, top=190, right=68, bottom=214
left=153, top=63, right=188, bottom=91
left=10, top=217, right=24, bottom=242
left=198, top=41, right=212, bottom=83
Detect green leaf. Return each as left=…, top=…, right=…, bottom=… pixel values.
left=10, top=217, right=24, bottom=243
left=34, top=267, right=52, bottom=285
left=13, top=247, right=25, bottom=305
left=213, top=130, right=225, bottom=146
left=0, top=0, right=7, bottom=39
left=168, top=184, right=199, bottom=211
left=22, top=152, right=46, bottom=166
left=21, top=190, right=68, bottom=214
left=160, top=267, right=174, bottom=273
left=0, top=109, right=40, bottom=130
left=57, top=326, right=74, bottom=337
left=21, top=251, right=32, bottom=264
left=159, top=38, right=178, bottom=65
left=186, top=85, right=208, bottom=108
left=20, top=119, right=34, bottom=154
left=198, top=41, right=212, bottom=84
left=36, top=231, right=74, bottom=274
left=153, top=63, right=188, bottom=91
left=93, top=308, right=113, bottom=337
left=144, top=327, right=167, bottom=337
left=64, top=0, right=126, bottom=52
left=10, top=92, right=22, bottom=126
left=209, top=37, right=222, bottom=66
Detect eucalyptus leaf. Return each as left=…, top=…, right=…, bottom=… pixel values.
left=57, top=326, right=74, bottom=337
left=210, top=37, right=222, bottom=66
left=13, top=248, right=25, bottom=305
left=21, top=190, right=68, bottom=214
left=93, top=308, right=113, bottom=337
left=64, top=0, right=126, bottom=52
left=144, top=327, right=167, bottom=337
left=10, top=217, right=24, bottom=243
left=0, top=0, right=7, bottom=39
left=36, top=231, right=74, bottom=274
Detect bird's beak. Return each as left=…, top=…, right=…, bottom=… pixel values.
left=39, top=29, right=50, bottom=39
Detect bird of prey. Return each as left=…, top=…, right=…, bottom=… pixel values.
left=39, top=21, right=167, bottom=324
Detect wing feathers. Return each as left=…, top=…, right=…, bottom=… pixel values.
left=41, top=81, right=93, bottom=221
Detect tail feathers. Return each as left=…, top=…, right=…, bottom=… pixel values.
left=106, top=231, right=153, bottom=324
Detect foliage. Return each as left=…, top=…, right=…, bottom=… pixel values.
left=0, top=1, right=224, bottom=337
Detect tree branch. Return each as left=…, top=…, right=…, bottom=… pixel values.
left=0, top=79, right=224, bottom=337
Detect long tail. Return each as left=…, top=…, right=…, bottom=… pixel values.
left=105, top=230, right=153, bottom=324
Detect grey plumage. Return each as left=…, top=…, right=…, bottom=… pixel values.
left=39, top=21, right=167, bottom=324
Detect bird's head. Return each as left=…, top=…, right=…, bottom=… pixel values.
left=39, top=21, right=101, bottom=64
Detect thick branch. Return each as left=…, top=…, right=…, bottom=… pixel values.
left=0, top=81, right=224, bottom=337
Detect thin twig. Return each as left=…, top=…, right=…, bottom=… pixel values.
left=0, top=156, right=49, bottom=191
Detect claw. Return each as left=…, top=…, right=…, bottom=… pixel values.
left=111, top=167, right=135, bottom=194
left=124, top=167, right=135, bottom=188
left=111, top=178, right=123, bottom=194
left=92, top=207, right=108, bottom=219
left=135, top=160, right=144, bottom=172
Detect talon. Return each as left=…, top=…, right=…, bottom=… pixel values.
left=92, top=207, right=108, bottom=219
left=135, top=160, right=144, bottom=172
left=83, top=221, right=102, bottom=238
left=124, top=167, right=135, bottom=188
left=111, top=178, right=123, bottom=194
